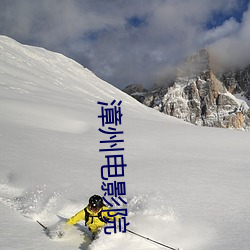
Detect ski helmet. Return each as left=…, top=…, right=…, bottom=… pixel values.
left=89, top=195, right=103, bottom=211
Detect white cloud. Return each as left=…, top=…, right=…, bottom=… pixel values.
left=0, top=0, right=249, bottom=88
left=200, top=18, right=240, bottom=45
left=209, top=5, right=250, bottom=68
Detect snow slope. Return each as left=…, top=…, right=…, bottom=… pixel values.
left=0, top=35, right=250, bottom=250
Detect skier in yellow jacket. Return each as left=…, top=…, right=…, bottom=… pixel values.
left=67, top=194, right=119, bottom=239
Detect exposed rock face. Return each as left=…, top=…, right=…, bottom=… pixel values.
left=123, top=84, right=147, bottom=103
left=217, top=66, right=250, bottom=99
left=123, top=49, right=250, bottom=130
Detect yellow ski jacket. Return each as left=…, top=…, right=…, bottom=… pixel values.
left=67, top=206, right=118, bottom=233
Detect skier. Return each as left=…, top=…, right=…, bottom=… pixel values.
left=66, top=194, right=119, bottom=239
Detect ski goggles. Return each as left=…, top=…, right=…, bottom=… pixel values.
left=89, top=204, right=100, bottom=212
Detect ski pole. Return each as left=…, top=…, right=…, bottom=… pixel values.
left=37, top=220, right=48, bottom=230
left=127, top=229, right=180, bottom=250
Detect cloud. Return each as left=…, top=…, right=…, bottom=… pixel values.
left=200, top=18, right=240, bottom=45
left=209, top=4, right=250, bottom=69
left=0, top=0, right=249, bottom=88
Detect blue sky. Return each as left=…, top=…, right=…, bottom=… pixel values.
left=206, top=0, right=249, bottom=29
left=0, top=0, right=249, bottom=89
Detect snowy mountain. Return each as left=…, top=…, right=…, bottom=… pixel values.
left=1, top=36, right=250, bottom=250
left=217, top=65, right=250, bottom=100
left=124, top=49, right=250, bottom=130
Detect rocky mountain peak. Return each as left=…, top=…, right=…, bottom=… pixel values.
left=123, top=49, right=250, bottom=130
left=177, top=49, right=210, bottom=78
